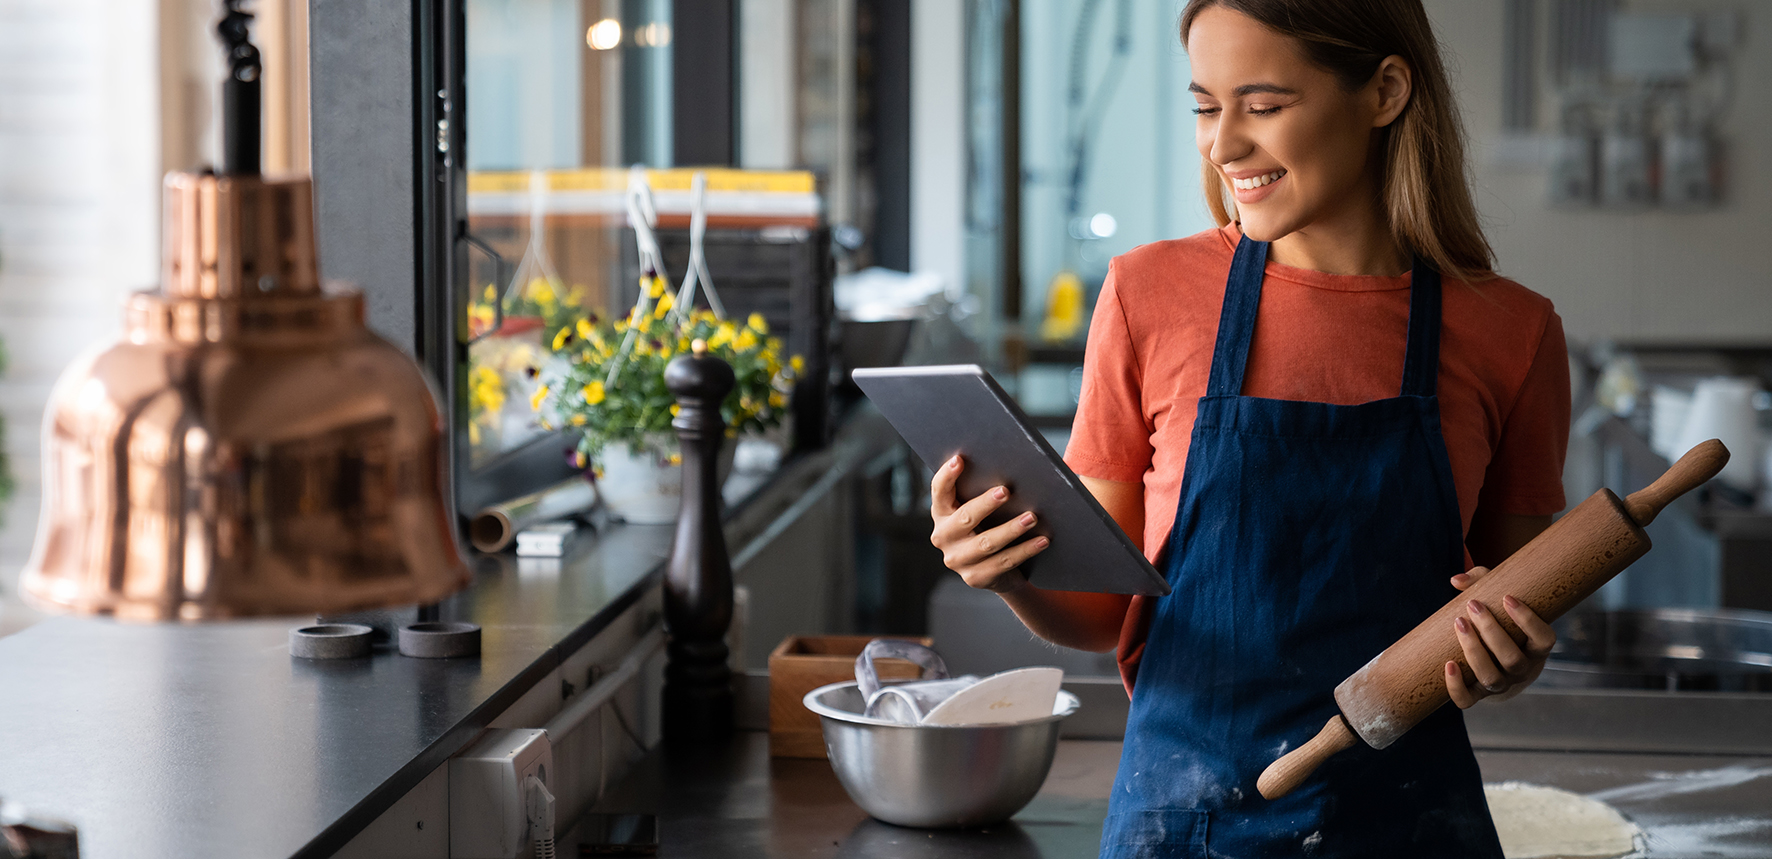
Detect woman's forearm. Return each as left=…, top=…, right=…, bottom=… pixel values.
left=998, top=585, right=1132, bottom=653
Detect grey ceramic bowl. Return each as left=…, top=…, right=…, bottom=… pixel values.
left=803, top=680, right=1080, bottom=828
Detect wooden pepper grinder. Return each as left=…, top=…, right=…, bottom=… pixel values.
left=1257, top=439, right=1730, bottom=800
left=662, top=339, right=736, bottom=742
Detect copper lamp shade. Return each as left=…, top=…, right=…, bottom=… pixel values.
left=19, top=170, right=469, bottom=620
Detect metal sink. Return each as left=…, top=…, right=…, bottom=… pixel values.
left=1542, top=608, right=1772, bottom=693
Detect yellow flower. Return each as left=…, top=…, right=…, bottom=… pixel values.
left=530, top=385, right=550, bottom=411
left=734, top=329, right=758, bottom=351
left=709, top=323, right=735, bottom=349
left=576, top=318, right=594, bottom=340
left=582, top=381, right=606, bottom=405
left=551, top=326, right=573, bottom=351
left=530, top=278, right=556, bottom=306
left=570, top=413, right=587, bottom=426
left=668, top=453, right=682, bottom=465
left=564, top=284, right=588, bottom=307
left=768, top=391, right=786, bottom=408
left=614, top=319, right=628, bottom=332
left=575, top=452, right=588, bottom=468
left=766, top=336, right=782, bottom=352
left=653, top=291, right=674, bottom=319
left=670, top=404, right=681, bottom=416
left=747, top=312, right=768, bottom=333
left=789, top=355, right=805, bottom=374
left=647, top=276, right=666, bottom=298
left=677, top=337, right=691, bottom=352
left=483, top=284, right=498, bottom=302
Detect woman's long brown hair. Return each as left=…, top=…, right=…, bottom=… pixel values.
left=1181, top=0, right=1496, bottom=281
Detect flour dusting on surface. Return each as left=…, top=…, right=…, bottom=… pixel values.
left=1589, top=765, right=1772, bottom=804
left=1638, top=818, right=1772, bottom=858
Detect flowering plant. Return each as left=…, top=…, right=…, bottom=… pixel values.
left=533, top=276, right=803, bottom=466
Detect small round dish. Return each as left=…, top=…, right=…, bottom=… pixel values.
left=289, top=624, right=375, bottom=660
left=397, top=621, right=482, bottom=658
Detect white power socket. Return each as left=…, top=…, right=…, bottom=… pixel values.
left=450, top=728, right=553, bottom=859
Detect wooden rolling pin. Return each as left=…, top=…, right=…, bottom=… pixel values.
left=1256, top=439, right=1729, bottom=801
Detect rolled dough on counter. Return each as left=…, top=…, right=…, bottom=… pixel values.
left=1485, top=782, right=1642, bottom=859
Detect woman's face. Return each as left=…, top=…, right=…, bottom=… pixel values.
left=1186, top=7, right=1406, bottom=243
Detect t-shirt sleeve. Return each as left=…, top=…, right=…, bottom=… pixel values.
left=1478, top=308, right=1571, bottom=516
left=1064, top=262, right=1153, bottom=483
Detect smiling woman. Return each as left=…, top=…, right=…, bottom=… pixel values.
left=1185, top=0, right=1494, bottom=282
left=928, top=0, right=1574, bottom=856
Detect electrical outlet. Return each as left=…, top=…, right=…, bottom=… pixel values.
left=450, top=728, right=553, bottom=859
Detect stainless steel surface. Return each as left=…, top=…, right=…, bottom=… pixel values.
left=1475, top=749, right=1772, bottom=857
left=288, top=623, right=374, bottom=659
left=1464, top=686, right=1772, bottom=756
left=21, top=170, right=467, bottom=620
left=803, top=681, right=1079, bottom=828
left=1544, top=608, right=1772, bottom=691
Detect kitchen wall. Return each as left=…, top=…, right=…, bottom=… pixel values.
left=1018, top=0, right=1217, bottom=322
left=0, top=0, right=161, bottom=632
left=1424, top=0, right=1771, bottom=347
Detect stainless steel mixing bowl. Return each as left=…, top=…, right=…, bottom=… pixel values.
left=803, top=681, right=1081, bottom=829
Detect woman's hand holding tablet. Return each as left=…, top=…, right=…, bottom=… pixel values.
left=928, top=455, right=1050, bottom=593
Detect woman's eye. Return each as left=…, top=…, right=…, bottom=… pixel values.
left=1191, top=106, right=1221, bottom=116
left=1249, top=106, right=1283, bottom=116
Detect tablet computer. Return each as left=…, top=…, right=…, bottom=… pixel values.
left=853, top=365, right=1170, bottom=596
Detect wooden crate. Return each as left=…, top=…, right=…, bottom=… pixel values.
left=767, top=634, right=932, bottom=758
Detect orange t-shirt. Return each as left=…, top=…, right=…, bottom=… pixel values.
left=1063, top=225, right=1571, bottom=683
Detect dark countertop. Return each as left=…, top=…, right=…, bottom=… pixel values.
left=0, top=520, right=673, bottom=859
left=0, top=406, right=904, bottom=859
left=587, top=732, right=1772, bottom=858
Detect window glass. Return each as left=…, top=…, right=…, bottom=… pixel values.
left=462, top=0, right=672, bottom=466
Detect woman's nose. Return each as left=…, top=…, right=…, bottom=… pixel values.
left=1205, top=114, right=1253, bottom=169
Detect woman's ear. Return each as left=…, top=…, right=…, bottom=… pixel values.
left=1370, top=55, right=1413, bottom=128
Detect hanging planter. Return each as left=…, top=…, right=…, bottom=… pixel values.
left=532, top=169, right=801, bottom=523
left=593, top=432, right=738, bottom=524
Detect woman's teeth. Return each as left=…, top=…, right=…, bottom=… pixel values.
left=1232, top=170, right=1286, bottom=191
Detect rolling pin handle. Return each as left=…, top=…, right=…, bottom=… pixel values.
left=1624, top=439, right=1729, bottom=527
left=1256, top=715, right=1359, bottom=801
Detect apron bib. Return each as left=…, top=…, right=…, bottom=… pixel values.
left=1099, top=238, right=1503, bottom=858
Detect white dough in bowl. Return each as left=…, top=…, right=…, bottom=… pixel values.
left=1485, top=782, right=1642, bottom=859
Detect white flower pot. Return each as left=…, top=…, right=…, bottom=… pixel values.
left=595, top=435, right=736, bottom=524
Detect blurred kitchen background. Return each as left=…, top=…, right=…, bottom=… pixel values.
left=1, top=0, right=1768, bottom=643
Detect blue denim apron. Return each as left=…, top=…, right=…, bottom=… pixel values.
left=1099, top=238, right=1504, bottom=858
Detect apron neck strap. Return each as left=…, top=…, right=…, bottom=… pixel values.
left=1400, top=257, right=1442, bottom=398
left=1206, top=237, right=1444, bottom=398
left=1205, top=236, right=1269, bottom=398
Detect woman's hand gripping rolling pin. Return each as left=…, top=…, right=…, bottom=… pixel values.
left=1443, top=566, right=1557, bottom=707
left=929, top=455, right=1050, bottom=593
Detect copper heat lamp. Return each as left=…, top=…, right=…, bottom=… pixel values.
left=19, top=4, right=468, bottom=620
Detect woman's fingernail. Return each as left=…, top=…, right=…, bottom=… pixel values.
left=1451, top=574, right=1468, bottom=585
left=993, top=486, right=1008, bottom=500
left=1020, top=512, right=1036, bottom=526
left=1035, top=537, right=1050, bottom=548
left=949, top=456, right=961, bottom=469
left=1446, top=661, right=1458, bottom=675
left=1455, top=617, right=1469, bottom=633
left=1467, top=600, right=1484, bottom=615
left=1503, top=594, right=1521, bottom=609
